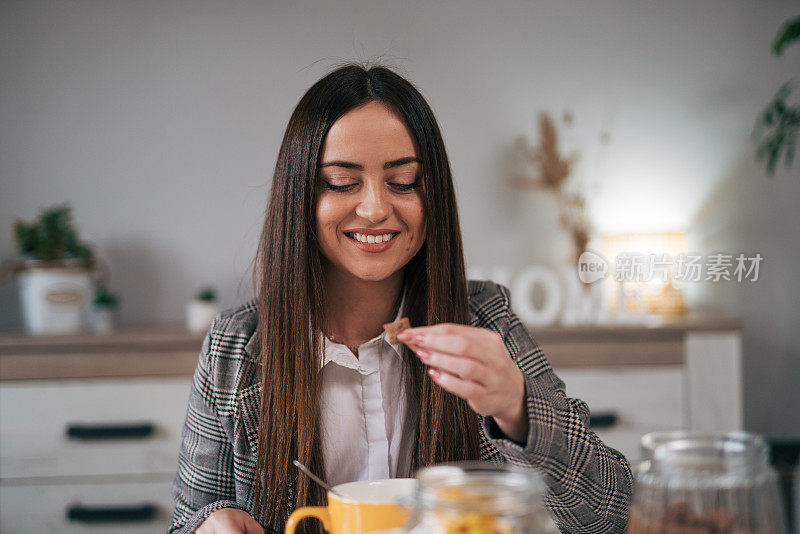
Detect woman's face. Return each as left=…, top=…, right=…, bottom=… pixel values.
left=315, top=101, right=426, bottom=283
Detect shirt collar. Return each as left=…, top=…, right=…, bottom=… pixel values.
left=318, top=287, right=406, bottom=371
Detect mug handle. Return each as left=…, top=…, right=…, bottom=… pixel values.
left=284, top=506, right=332, bottom=534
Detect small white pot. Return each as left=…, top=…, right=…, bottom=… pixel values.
left=186, top=299, right=219, bottom=333
left=18, top=266, right=93, bottom=334
left=90, top=306, right=115, bottom=334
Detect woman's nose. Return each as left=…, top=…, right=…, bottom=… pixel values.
left=355, top=182, right=391, bottom=222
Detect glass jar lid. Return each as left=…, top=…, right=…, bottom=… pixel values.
left=640, top=431, right=770, bottom=485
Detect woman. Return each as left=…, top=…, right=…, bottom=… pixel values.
left=170, top=64, right=632, bottom=534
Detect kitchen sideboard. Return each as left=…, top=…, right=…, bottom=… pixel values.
left=0, top=318, right=742, bottom=533
left=531, top=316, right=743, bottom=463
left=0, top=330, right=200, bottom=534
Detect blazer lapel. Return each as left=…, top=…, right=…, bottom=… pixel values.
left=237, top=382, right=262, bottom=459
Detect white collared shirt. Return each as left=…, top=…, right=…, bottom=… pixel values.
left=317, top=294, right=411, bottom=486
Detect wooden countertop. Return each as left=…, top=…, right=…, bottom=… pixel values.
left=0, top=327, right=204, bottom=381
left=531, top=315, right=741, bottom=339
left=0, top=328, right=205, bottom=354
left=0, top=316, right=742, bottom=381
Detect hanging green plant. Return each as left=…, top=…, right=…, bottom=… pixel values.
left=772, top=16, right=800, bottom=56
left=754, top=15, right=800, bottom=176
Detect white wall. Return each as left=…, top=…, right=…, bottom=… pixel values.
left=1, top=1, right=798, bottom=436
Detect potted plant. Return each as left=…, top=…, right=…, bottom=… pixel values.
left=186, top=286, right=219, bottom=333
left=3, top=205, right=99, bottom=334
left=91, top=286, right=120, bottom=333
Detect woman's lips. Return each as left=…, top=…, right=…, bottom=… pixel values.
left=344, top=232, right=399, bottom=253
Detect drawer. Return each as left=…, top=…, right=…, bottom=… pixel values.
left=0, top=477, right=174, bottom=533
left=555, top=366, right=685, bottom=463
left=0, top=377, right=191, bottom=479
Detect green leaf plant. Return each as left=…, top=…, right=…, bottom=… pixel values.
left=754, top=15, right=800, bottom=176
left=13, top=204, right=95, bottom=266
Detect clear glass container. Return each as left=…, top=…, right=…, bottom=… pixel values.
left=403, top=462, right=557, bottom=534
left=629, top=431, right=787, bottom=533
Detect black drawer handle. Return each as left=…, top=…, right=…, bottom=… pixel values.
left=66, top=503, right=158, bottom=523
left=66, top=422, right=155, bottom=440
left=589, top=412, right=619, bottom=429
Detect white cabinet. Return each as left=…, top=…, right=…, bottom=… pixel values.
left=0, top=330, right=201, bottom=534
left=1, top=378, right=191, bottom=479
left=555, top=366, right=684, bottom=463
left=0, top=377, right=191, bottom=533
left=534, top=319, right=743, bottom=466
left=0, top=480, right=176, bottom=534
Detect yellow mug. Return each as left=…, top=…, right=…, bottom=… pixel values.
left=285, top=478, right=415, bottom=534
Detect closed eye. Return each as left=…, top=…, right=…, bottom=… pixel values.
left=320, top=179, right=421, bottom=193
left=389, top=181, right=421, bottom=192
left=320, top=181, right=355, bottom=192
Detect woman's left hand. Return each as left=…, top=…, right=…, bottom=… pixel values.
left=396, top=324, right=528, bottom=443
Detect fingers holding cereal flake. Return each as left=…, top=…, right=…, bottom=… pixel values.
left=383, top=317, right=411, bottom=344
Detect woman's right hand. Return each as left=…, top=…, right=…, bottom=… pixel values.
left=196, top=508, right=264, bottom=534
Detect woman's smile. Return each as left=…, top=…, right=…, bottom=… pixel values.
left=343, top=228, right=400, bottom=252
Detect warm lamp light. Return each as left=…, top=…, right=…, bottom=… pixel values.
left=602, top=232, right=688, bottom=317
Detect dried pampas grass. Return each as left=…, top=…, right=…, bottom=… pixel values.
left=514, top=112, right=592, bottom=266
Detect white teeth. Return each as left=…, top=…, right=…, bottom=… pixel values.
left=347, top=232, right=396, bottom=244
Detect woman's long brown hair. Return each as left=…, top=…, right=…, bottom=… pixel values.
left=252, top=64, right=480, bottom=531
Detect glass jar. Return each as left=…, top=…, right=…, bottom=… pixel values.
left=403, top=462, right=557, bottom=534
left=629, top=431, right=787, bottom=533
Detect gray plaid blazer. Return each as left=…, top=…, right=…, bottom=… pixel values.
left=169, top=280, right=632, bottom=534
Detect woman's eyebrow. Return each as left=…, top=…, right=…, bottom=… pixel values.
left=319, top=157, right=420, bottom=170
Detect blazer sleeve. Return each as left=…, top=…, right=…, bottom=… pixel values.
left=481, top=283, right=633, bottom=534
left=168, top=330, right=248, bottom=534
